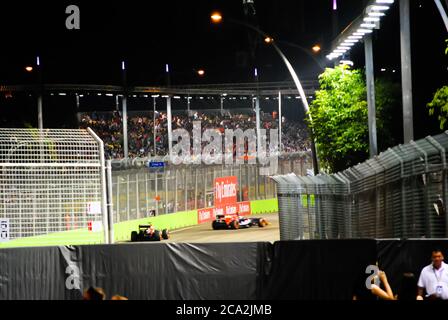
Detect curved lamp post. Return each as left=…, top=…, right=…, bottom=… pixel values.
left=211, top=12, right=320, bottom=175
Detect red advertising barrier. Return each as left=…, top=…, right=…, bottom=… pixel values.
left=214, top=176, right=238, bottom=206
left=198, top=208, right=214, bottom=224
left=197, top=176, right=251, bottom=224
left=197, top=202, right=251, bottom=224
left=238, top=201, right=251, bottom=216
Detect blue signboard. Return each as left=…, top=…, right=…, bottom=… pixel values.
left=148, top=161, right=165, bottom=168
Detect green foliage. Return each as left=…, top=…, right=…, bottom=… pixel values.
left=427, top=40, right=448, bottom=130
left=428, top=86, right=448, bottom=129
left=308, top=65, right=368, bottom=173
left=308, top=65, right=399, bottom=173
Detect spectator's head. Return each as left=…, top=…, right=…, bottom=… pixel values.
left=111, top=295, right=128, bottom=300
left=432, top=248, right=444, bottom=269
left=83, top=286, right=106, bottom=300
left=397, top=272, right=417, bottom=301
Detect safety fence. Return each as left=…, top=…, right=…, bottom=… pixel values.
left=0, top=126, right=310, bottom=248
left=273, top=131, right=448, bottom=240
left=0, top=128, right=110, bottom=245
left=110, top=152, right=311, bottom=224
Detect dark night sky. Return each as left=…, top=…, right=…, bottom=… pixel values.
left=0, top=0, right=374, bottom=85
left=0, top=0, right=447, bottom=139
left=0, top=1, right=445, bottom=85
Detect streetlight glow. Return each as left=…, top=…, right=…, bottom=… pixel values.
left=364, top=17, right=380, bottom=22
left=361, top=23, right=377, bottom=28
left=327, top=0, right=394, bottom=61
left=211, top=12, right=223, bottom=23
left=197, top=69, right=205, bottom=76
left=264, top=36, right=274, bottom=44
left=368, top=12, right=385, bottom=17
left=312, top=45, right=321, bottom=53
left=25, top=66, right=33, bottom=72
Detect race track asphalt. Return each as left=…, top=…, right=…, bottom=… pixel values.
left=165, top=213, right=280, bottom=243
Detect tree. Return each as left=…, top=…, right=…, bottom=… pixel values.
left=428, top=86, right=448, bottom=129
left=427, top=40, right=448, bottom=129
left=307, top=65, right=399, bottom=173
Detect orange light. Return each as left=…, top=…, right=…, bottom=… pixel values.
left=264, top=37, right=274, bottom=44
left=25, top=66, right=33, bottom=72
left=211, top=12, right=223, bottom=23
left=312, top=45, right=321, bottom=53
left=197, top=69, right=205, bottom=76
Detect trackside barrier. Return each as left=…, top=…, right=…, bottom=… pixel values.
left=250, top=198, right=278, bottom=215
left=113, top=210, right=197, bottom=242
left=273, top=131, right=448, bottom=240
left=0, top=198, right=279, bottom=247
left=1, top=239, right=447, bottom=300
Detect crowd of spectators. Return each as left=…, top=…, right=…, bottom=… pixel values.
left=79, top=110, right=311, bottom=159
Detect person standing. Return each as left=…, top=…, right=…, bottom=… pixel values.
left=417, top=249, right=448, bottom=300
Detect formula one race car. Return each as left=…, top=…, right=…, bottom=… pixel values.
left=130, top=224, right=170, bottom=242
left=212, top=214, right=268, bottom=230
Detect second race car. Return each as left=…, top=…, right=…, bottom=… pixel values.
left=211, top=214, right=268, bottom=230
left=130, top=224, right=170, bottom=242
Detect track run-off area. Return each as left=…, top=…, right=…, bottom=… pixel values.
left=164, top=213, right=280, bottom=243
left=122, top=213, right=280, bottom=244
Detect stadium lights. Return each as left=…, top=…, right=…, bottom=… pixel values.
left=326, top=0, right=394, bottom=61
left=340, top=60, right=354, bottom=66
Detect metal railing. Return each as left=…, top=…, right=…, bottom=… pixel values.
left=110, top=152, right=312, bottom=222
left=0, top=128, right=108, bottom=243
left=273, top=132, right=448, bottom=240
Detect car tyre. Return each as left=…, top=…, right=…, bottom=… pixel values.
left=162, top=229, right=170, bottom=240
left=258, top=219, right=268, bottom=227
left=212, top=220, right=220, bottom=230
left=152, top=229, right=161, bottom=241
left=131, top=231, right=138, bottom=242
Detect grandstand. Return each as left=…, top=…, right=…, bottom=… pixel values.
left=1, top=81, right=316, bottom=160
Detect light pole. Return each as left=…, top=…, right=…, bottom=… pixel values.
left=211, top=12, right=320, bottom=175
left=434, top=0, right=448, bottom=32
left=121, top=61, right=129, bottom=159
left=277, top=40, right=326, bottom=71
left=34, top=56, right=43, bottom=130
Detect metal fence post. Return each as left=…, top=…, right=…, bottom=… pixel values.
left=126, top=174, right=130, bottom=221
left=204, top=167, right=207, bottom=207
left=174, top=169, right=178, bottom=212
left=88, top=128, right=110, bottom=244
left=165, top=170, right=169, bottom=214
left=136, top=173, right=140, bottom=219
left=194, top=168, right=198, bottom=209
left=145, top=172, right=149, bottom=216
left=155, top=172, right=159, bottom=216
left=106, top=160, right=114, bottom=244
left=184, top=168, right=188, bottom=211
left=116, top=176, right=120, bottom=222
